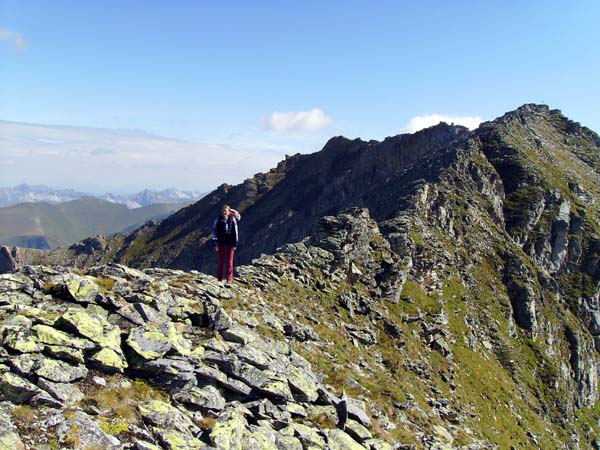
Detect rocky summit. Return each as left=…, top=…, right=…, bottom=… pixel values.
left=2, top=103, right=600, bottom=449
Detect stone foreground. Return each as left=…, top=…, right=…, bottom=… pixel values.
left=0, top=256, right=389, bottom=449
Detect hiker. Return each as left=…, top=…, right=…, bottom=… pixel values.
left=212, top=205, right=241, bottom=282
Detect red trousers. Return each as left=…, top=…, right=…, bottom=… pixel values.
left=216, top=245, right=236, bottom=281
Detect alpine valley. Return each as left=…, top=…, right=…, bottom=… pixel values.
left=2, top=104, right=600, bottom=449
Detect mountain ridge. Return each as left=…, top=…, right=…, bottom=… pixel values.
left=3, top=103, right=600, bottom=447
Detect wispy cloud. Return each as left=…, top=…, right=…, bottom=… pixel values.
left=262, top=108, right=332, bottom=132
left=401, top=114, right=482, bottom=133
left=0, top=120, right=289, bottom=192
left=0, top=28, right=28, bottom=51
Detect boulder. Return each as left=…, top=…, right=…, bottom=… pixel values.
left=57, top=411, right=121, bottom=450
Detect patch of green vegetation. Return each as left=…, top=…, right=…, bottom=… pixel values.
left=98, top=416, right=129, bottom=435
left=396, top=280, right=442, bottom=315
left=93, top=276, right=116, bottom=295
left=11, top=404, right=35, bottom=421
left=82, top=375, right=169, bottom=422
left=49, top=437, right=60, bottom=450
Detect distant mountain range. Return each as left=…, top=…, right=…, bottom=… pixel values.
left=0, top=197, right=188, bottom=249
left=0, top=184, right=206, bottom=209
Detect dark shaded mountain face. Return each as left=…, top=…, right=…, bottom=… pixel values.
left=4, top=103, right=600, bottom=447
left=22, top=121, right=467, bottom=272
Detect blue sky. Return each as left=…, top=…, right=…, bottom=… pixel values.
left=1, top=0, right=599, bottom=192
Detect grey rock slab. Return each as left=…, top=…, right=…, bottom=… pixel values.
left=127, top=321, right=191, bottom=363
left=33, top=357, right=89, bottom=383
left=209, top=406, right=248, bottom=450
left=0, top=372, right=42, bottom=404
left=154, top=428, right=206, bottom=450
left=326, top=429, right=368, bottom=450
left=344, top=418, right=373, bottom=442
left=195, top=362, right=228, bottom=384
left=138, top=399, right=199, bottom=435
left=173, top=384, right=226, bottom=411
left=290, top=423, right=327, bottom=448
left=275, top=434, right=303, bottom=450
left=57, top=411, right=121, bottom=450
left=37, top=378, right=84, bottom=404
left=43, top=345, right=86, bottom=365
left=220, top=325, right=256, bottom=345
left=234, top=345, right=272, bottom=370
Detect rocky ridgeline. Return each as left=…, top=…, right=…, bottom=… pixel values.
left=0, top=218, right=395, bottom=450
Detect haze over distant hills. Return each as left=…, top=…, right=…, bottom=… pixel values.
left=0, top=184, right=206, bottom=209
left=0, top=197, right=188, bottom=249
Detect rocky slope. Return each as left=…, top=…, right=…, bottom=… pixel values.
left=3, top=103, right=600, bottom=448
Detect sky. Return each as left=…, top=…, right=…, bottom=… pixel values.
left=1, top=0, right=599, bottom=193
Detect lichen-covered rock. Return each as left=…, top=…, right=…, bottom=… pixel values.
left=33, top=357, right=88, bottom=383
left=210, top=406, right=248, bottom=450
left=89, top=347, right=128, bottom=373
left=127, top=322, right=191, bottom=363
left=63, top=274, right=101, bottom=303
left=32, top=324, right=95, bottom=350
left=57, top=411, right=121, bottom=449
left=173, top=384, right=226, bottom=411
left=0, top=372, right=42, bottom=404
left=138, top=399, right=199, bottom=436
left=344, top=418, right=373, bottom=443
left=37, top=378, right=84, bottom=404
left=154, top=428, right=206, bottom=450
left=56, top=307, right=122, bottom=353
left=326, top=428, right=368, bottom=450
left=290, top=423, right=327, bottom=448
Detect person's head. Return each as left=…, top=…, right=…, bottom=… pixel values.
left=221, top=205, right=231, bottom=218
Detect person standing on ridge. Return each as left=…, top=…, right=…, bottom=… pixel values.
left=212, top=205, right=241, bottom=283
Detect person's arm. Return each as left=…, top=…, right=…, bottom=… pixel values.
left=230, top=209, right=241, bottom=221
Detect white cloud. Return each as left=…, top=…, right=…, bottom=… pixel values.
left=401, top=114, right=482, bottom=133
left=262, top=108, right=332, bottom=132
left=0, top=120, right=289, bottom=193
left=0, top=28, right=28, bottom=51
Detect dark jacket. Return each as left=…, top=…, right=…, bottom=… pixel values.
left=212, top=209, right=241, bottom=247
